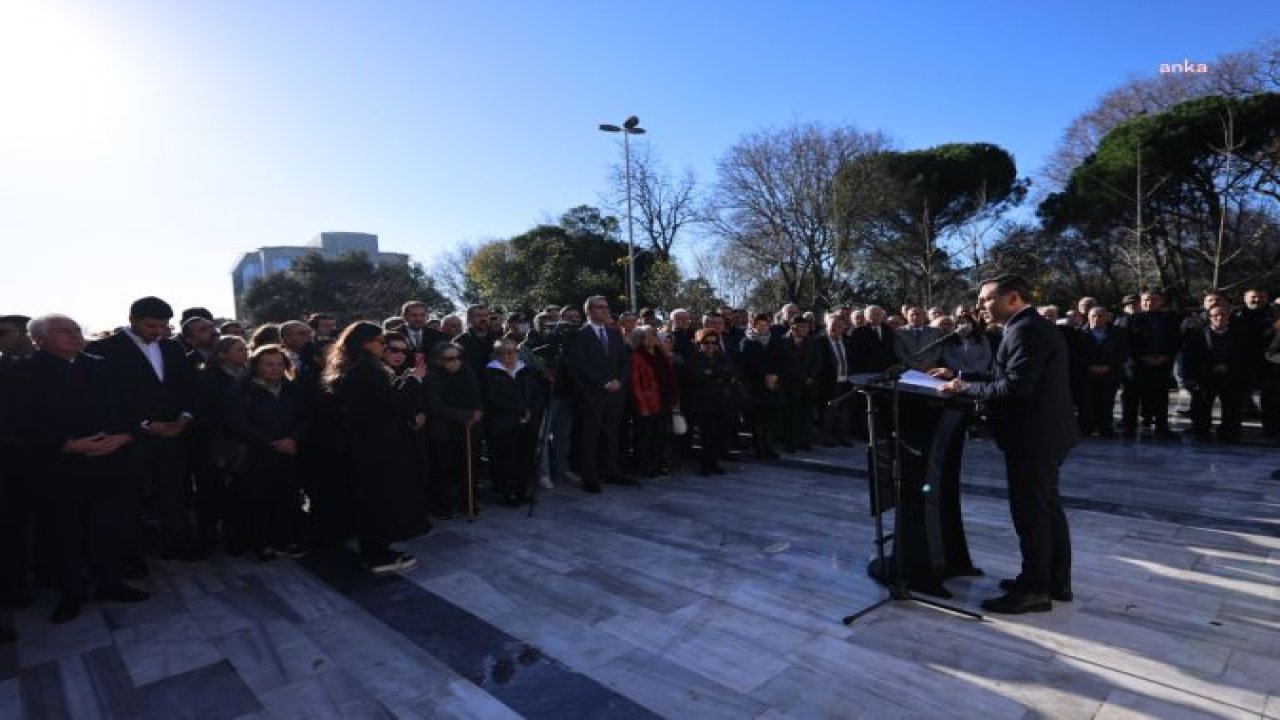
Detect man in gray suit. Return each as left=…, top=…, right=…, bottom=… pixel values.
left=935, top=275, right=1077, bottom=614
left=895, top=306, right=941, bottom=370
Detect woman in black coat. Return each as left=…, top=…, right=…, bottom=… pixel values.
left=321, top=323, right=429, bottom=574
left=195, top=336, right=248, bottom=552
left=740, top=313, right=784, bottom=459
left=424, top=341, right=483, bottom=518
left=382, top=331, right=431, bottom=504
left=483, top=339, right=545, bottom=506
left=226, top=345, right=309, bottom=562
left=683, top=328, right=738, bottom=476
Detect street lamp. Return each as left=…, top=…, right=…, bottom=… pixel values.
left=599, top=115, right=646, bottom=312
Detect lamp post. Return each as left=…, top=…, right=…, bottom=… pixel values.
left=599, top=115, right=645, bottom=312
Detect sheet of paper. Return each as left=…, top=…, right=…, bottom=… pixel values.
left=897, top=369, right=948, bottom=391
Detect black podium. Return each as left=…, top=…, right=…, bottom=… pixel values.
left=852, top=373, right=982, bottom=599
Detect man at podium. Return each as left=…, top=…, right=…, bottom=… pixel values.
left=933, top=274, right=1077, bottom=614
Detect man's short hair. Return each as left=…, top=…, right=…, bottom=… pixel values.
left=180, top=307, right=214, bottom=323
left=180, top=316, right=214, bottom=338
left=130, top=296, right=174, bottom=320
left=980, top=274, right=1033, bottom=304
left=401, top=301, right=428, bottom=316
left=307, top=312, right=336, bottom=329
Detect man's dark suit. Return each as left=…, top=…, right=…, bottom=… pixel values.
left=404, top=327, right=447, bottom=367
left=1182, top=325, right=1249, bottom=438
left=85, top=331, right=198, bottom=559
left=1077, top=326, right=1130, bottom=435
left=15, top=352, right=132, bottom=601
left=564, top=323, right=630, bottom=488
left=849, top=325, right=898, bottom=374
left=816, top=334, right=855, bottom=444
left=959, top=306, right=1076, bottom=595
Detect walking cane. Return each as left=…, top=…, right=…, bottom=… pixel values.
left=464, top=422, right=476, bottom=522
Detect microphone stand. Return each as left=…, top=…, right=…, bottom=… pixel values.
left=842, top=327, right=982, bottom=624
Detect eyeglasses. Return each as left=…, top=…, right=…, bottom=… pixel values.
left=386, top=347, right=408, bottom=354
left=441, top=355, right=462, bottom=362
left=699, top=339, right=719, bottom=345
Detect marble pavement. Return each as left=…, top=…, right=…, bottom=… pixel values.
left=2, top=429, right=1278, bottom=719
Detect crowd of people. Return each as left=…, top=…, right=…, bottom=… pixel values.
left=1, top=285, right=1277, bottom=632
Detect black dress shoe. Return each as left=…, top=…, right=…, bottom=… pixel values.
left=94, top=585, right=151, bottom=603
left=711, top=465, right=727, bottom=475
left=122, top=562, right=150, bottom=580
left=0, top=626, right=15, bottom=644
left=582, top=481, right=602, bottom=494
left=981, top=590, right=1052, bottom=614
left=1271, top=468, right=1280, bottom=480
left=50, top=598, right=83, bottom=624
left=998, top=578, right=1072, bottom=602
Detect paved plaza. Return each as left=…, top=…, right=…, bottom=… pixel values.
left=2, top=426, right=1278, bottom=719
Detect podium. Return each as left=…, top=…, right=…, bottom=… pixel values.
left=852, top=373, right=982, bottom=598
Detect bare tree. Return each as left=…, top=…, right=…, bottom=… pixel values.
left=429, top=241, right=481, bottom=308
left=607, top=144, right=701, bottom=262
left=705, top=122, right=890, bottom=308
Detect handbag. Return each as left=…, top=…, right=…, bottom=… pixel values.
left=670, top=410, right=688, bottom=436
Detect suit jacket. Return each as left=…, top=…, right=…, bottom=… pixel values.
left=816, top=334, right=855, bottom=400
left=1079, top=327, right=1130, bottom=383
left=960, top=307, right=1078, bottom=463
left=565, top=324, right=630, bottom=397
left=894, top=325, right=942, bottom=370
left=404, top=327, right=447, bottom=365
left=1181, top=326, right=1249, bottom=387
left=849, top=325, right=898, bottom=374
left=85, top=331, right=197, bottom=426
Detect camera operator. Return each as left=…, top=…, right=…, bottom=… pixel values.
left=520, top=310, right=581, bottom=489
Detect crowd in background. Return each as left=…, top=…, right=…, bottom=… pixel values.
left=1, top=285, right=1278, bottom=635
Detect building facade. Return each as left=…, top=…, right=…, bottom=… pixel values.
left=231, top=232, right=409, bottom=318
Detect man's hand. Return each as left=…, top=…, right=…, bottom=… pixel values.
left=764, top=374, right=779, bottom=390
left=928, top=368, right=955, bottom=380
left=1088, top=365, right=1110, bottom=376
left=468, top=410, right=484, bottom=425
left=1140, top=354, right=1169, bottom=367
left=604, top=379, right=622, bottom=393
left=938, top=378, right=968, bottom=395
left=64, top=433, right=107, bottom=455
left=90, top=433, right=133, bottom=457
left=272, top=438, right=298, bottom=456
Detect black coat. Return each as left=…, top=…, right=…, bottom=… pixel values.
left=849, top=325, right=898, bottom=374
left=424, top=364, right=483, bottom=442
left=1078, top=327, right=1130, bottom=383
left=960, top=307, right=1078, bottom=463
left=740, top=335, right=785, bottom=407
left=1182, top=326, right=1250, bottom=387
left=682, top=351, right=736, bottom=414
left=483, top=364, right=545, bottom=434
left=14, top=352, right=132, bottom=498
left=815, top=334, right=855, bottom=400
left=332, top=359, right=429, bottom=541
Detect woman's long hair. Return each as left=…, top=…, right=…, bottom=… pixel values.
left=321, top=321, right=388, bottom=391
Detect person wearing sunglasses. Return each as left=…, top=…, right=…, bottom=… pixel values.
left=425, top=341, right=484, bottom=517
left=682, top=328, right=738, bottom=476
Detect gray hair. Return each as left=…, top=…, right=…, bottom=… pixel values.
left=28, top=313, right=76, bottom=341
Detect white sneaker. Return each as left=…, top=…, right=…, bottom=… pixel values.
left=538, top=476, right=555, bottom=489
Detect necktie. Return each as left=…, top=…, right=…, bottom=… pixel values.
left=834, top=340, right=846, bottom=378
left=598, top=326, right=608, bottom=350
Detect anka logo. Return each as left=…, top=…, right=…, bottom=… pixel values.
left=1159, top=59, right=1209, bottom=74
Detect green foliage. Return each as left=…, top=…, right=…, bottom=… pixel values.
left=242, top=252, right=452, bottom=324
left=641, top=260, right=723, bottom=312
left=833, top=142, right=1023, bottom=307
left=1038, top=92, right=1280, bottom=300
left=465, top=206, right=636, bottom=312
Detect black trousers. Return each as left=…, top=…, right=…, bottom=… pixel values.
left=0, top=471, right=31, bottom=605
left=1078, top=377, right=1120, bottom=434
left=487, top=423, right=536, bottom=496
left=632, top=413, right=667, bottom=475
left=245, top=453, right=304, bottom=550
left=692, top=410, right=728, bottom=472
left=1004, top=453, right=1071, bottom=594
left=128, top=435, right=193, bottom=560
left=1261, top=368, right=1280, bottom=436
left=821, top=382, right=855, bottom=443
left=40, top=492, right=125, bottom=601
left=574, top=391, right=625, bottom=483
left=1189, top=375, right=1244, bottom=437
left=1121, top=364, right=1173, bottom=431
left=781, top=385, right=816, bottom=450
left=427, top=428, right=477, bottom=515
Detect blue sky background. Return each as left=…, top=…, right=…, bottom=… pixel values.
left=2, top=0, right=1276, bottom=329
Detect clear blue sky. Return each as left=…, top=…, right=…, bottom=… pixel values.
left=2, top=0, right=1276, bottom=329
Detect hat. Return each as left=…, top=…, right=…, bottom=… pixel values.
left=1122, top=294, right=1139, bottom=305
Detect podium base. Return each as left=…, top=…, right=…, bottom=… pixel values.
left=866, top=558, right=985, bottom=600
